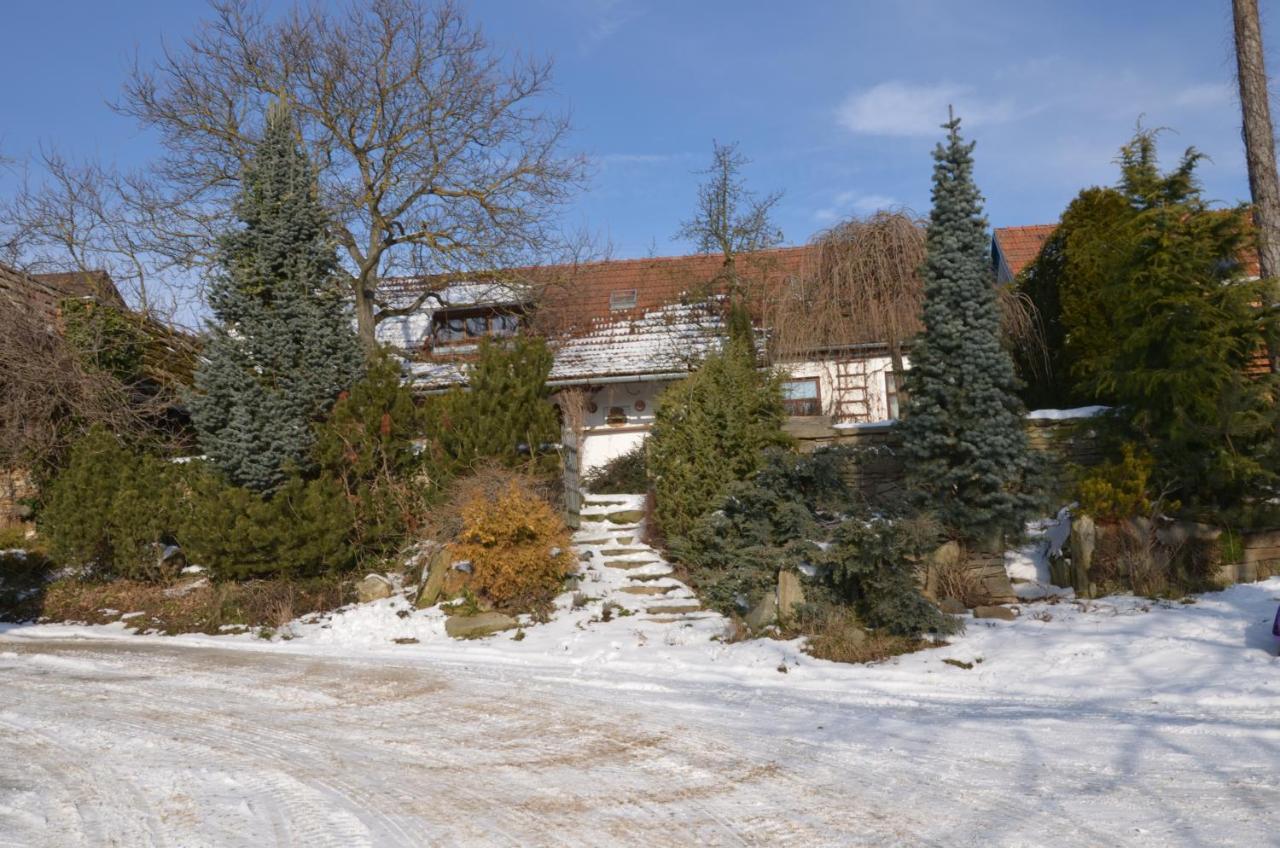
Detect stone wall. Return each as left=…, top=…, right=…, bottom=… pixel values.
left=0, top=468, right=36, bottom=528
left=783, top=414, right=1105, bottom=504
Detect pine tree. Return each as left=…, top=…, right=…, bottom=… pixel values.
left=189, top=103, right=364, bottom=492
left=427, top=336, right=560, bottom=474
left=899, top=115, right=1037, bottom=542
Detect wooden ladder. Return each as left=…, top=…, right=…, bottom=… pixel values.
left=833, top=358, right=870, bottom=423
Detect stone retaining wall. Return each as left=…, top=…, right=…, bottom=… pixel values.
left=0, top=468, right=36, bottom=529
left=783, top=414, right=1105, bottom=503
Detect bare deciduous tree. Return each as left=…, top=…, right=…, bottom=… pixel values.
left=675, top=140, right=783, bottom=298
left=1232, top=0, right=1280, bottom=371
left=8, top=0, right=585, bottom=347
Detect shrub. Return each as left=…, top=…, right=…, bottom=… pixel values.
left=426, top=337, right=560, bottom=476
left=1074, top=443, right=1155, bottom=521
left=826, top=516, right=961, bottom=637
left=314, top=354, right=429, bottom=561
left=451, top=478, right=572, bottom=612
left=647, top=339, right=789, bottom=541
left=40, top=427, right=185, bottom=580
left=178, top=468, right=356, bottom=580
left=582, top=443, right=647, bottom=494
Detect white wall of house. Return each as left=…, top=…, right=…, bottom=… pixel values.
left=779, top=355, right=907, bottom=422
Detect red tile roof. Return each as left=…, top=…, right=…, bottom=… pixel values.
left=992, top=225, right=1057, bottom=280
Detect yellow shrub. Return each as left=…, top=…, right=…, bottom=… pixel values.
left=1074, top=444, right=1155, bottom=521
left=452, top=481, right=572, bottom=611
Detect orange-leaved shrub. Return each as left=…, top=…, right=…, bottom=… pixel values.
left=451, top=479, right=572, bottom=612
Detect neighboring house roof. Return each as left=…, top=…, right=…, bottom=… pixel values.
left=992, top=222, right=1264, bottom=282
left=992, top=225, right=1057, bottom=283
left=32, top=270, right=126, bottom=308
left=0, top=263, right=128, bottom=324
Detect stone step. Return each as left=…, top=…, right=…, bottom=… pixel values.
left=599, top=547, right=651, bottom=557
left=626, top=572, right=677, bottom=582
left=644, top=602, right=702, bottom=615
left=572, top=536, right=615, bottom=546
left=644, top=613, right=717, bottom=624
left=603, top=559, right=663, bottom=570
left=618, top=585, right=677, bottom=596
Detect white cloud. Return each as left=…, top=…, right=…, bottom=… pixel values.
left=813, top=190, right=900, bottom=223
left=837, top=81, right=1016, bottom=137
left=1173, top=82, right=1236, bottom=110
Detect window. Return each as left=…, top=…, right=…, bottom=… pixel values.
left=885, top=372, right=902, bottom=419
left=781, top=378, right=821, bottom=416
left=609, top=289, right=638, bottom=311
left=430, top=309, right=523, bottom=344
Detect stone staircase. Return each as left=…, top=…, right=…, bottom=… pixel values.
left=571, top=493, right=713, bottom=624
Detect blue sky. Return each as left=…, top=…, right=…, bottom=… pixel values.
left=0, top=0, right=1260, bottom=259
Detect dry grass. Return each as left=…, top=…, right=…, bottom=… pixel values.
left=789, top=607, right=936, bottom=665
left=933, top=553, right=989, bottom=609
left=37, top=575, right=350, bottom=635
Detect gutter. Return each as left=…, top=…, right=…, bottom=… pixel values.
left=545, top=371, right=691, bottom=388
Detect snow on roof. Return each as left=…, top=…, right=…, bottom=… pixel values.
left=548, top=300, right=725, bottom=383
left=379, top=279, right=532, bottom=311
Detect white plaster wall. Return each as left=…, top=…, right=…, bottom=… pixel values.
left=779, top=355, right=909, bottom=422
left=572, top=380, right=672, bottom=473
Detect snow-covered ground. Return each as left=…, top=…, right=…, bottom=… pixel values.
left=3, top=563, right=1279, bottom=846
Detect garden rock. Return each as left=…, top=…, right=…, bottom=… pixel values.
left=445, top=612, right=517, bottom=639
left=777, top=571, right=805, bottom=623
left=973, top=605, right=1017, bottom=621
left=1069, top=514, right=1096, bottom=598
left=416, top=547, right=452, bottom=609
left=356, top=574, right=395, bottom=603
left=745, top=592, right=777, bottom=631
left=939, top=597, right=967, bottom=615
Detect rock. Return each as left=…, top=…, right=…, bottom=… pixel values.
left=745, top=591, right=777, bottom=631
left=604, top=509, right=645, bottom=525
left=356, top=573, right=395, bottom=603
left=645, top=602, right=701, bottom=616
left=776, top=571, right=805, bottom=624
left=938, top=597, right=967, bottom=615
left=618, top=585, right=674, bottom=596
left=163, top=575, right=209, bottom=598
left=445, top=612, right=518, bottom=639
left=416, top=547, right=452, bottom=609
left=924, top=540, right=962, bottom=598
left=973, top=605, right=1017, bottom=621
left=1156, top=520, right=1222, bottom=548
left=1068, top=514, right=1097, bottom=598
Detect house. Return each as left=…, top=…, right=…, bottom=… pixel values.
left=991, top=224, right=1057, bottom=284
left=0, top=263, right=127, bottom=324
left=378, top=247, right=910, bottom=472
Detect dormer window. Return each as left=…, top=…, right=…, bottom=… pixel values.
left=609, top=289, right=637, bottom=311
left=430, top=307, right=523, bottom=345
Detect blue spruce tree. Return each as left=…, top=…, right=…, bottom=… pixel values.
left=189, top=103, right=364, bottom=492
left=899, top=115, right=1036, bottom=542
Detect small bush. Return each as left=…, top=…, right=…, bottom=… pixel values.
left=1074, top=443, right=1156, bottom=521
left=179, top=468, right=356, bottom=580
left=582, top=443, right=647, bottom=494
left=827, top=516, right=961, bottom=637
left=796, top=606, right=933, bottom=665
left=40, top=426, right=186, bottom=580
left=451, top=479, right=572, bottom=612
left=932, top=552, right=989, bottom=609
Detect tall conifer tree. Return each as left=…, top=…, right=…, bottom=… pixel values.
left=900, top=115, right=1036, bottom=542
left=190, top=103, right=364, bottom=492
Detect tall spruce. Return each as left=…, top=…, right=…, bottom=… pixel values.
left=899, top=115, right=1036, bottom=542
left=189, top=103, right=363, bottom=492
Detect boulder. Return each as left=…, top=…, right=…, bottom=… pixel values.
left=163, top=574, right=209, bottom=598
left=938, top=597, right=967, bottom=615
left=356, top=573, right=395, bottom=603
left=445, top=612, right=518, bottom=639
left=1068, top=514, right=1097, bottom=598
left=415, top=547, right=452, bottom=609
left=1156, top=520, right=1222, bottom=548
left=973, top=605, right=1017, bottom=621
left=745, top=591, right=777, bottom=631
left=923, top=540, right=962, bottom=598
left=776, top=571, right=805, bottom=624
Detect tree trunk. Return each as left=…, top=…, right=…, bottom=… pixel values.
left=1233, top=0, right=1280, bottom=370
left=352, top=278, right=378, bottom=351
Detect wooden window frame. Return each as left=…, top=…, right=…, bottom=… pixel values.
left=609, top=289, right=638, bottom=311
left=781, top=377, right=822, bottom=417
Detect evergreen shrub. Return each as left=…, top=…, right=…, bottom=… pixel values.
left=1073, top=443, right=1157, bottom=521
left=40, top=426, right=185, bottom=580
left=427, top=336, right=560, bottom=476
left=450, top=478, right=572, bottom=612
left=646, top=339, right=789, bottom=541
left=581, top=443, right=647, bottom=494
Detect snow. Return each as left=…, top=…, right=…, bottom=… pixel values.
left=1005, top=507, right=1076, bottom=600
left=2, top=503, right=1279, bottom=844
left=831, top=418, right=896, bottom=431
left=1025, top=405, right=1110, bottom=421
